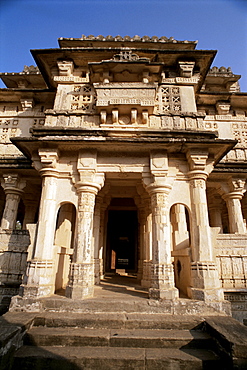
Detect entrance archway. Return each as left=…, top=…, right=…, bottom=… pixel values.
left=105, top=198, right=138, bottom=274
left=54, top=202, right=76, bottom=293
left=106, top=210, right=138, bottom=273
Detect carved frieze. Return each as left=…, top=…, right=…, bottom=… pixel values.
left=94, top=83, right=157, bottom=108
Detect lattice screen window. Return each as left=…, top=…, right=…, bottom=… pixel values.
left=155, top=85, right=181, bottom=113
left=70, top=85, right=96, bottom=112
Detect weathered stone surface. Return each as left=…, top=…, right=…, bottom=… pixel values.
left=1, top=310, right=247, bottom=369
left=205, top=316, right=247, bottom=359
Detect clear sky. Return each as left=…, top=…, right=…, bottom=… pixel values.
left=0, top=0, right=247, bottom=90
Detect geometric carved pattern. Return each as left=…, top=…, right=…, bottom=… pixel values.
left=232, top=122, right=247, bottom=147
left=155, top=85, right=181, bottom=114
left=71, top=84, right=96, bottom=112
left=0, top=119, right=20, bottom=143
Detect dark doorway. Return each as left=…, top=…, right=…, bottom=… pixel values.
left=106, top=210, right=138, bottom=273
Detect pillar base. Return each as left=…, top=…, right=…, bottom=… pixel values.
left=137, top=259, right=143, bottom=281
left=188, top=287, right=224, bottom=302
left=189, top=261, right=224, bottom=302
left=141, top=260, right=152, bottom=288
left=94, top=258, right=100, bottom=285
left=20, top=259, right=55, bottom=298
left=149, top=287, right=179, bottom=300
left=66, top=262, right=94, bottom=299
left=149, top=263, right=179, bottom=300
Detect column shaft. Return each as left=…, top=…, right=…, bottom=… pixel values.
left=148, top=186, right=178, bottom=299
left=66, top=182, right=101, bottom=299
left=1, top=193, right=21, bottom=229
left=21, top=171, right=58, bottom=298
left=1, top=174, right=26, bottom=229
left=188, top=171, right=224, bottom=302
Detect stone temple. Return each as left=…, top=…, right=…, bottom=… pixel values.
left=0, top=35, right=247, bottom=324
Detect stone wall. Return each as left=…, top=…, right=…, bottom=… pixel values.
left=0, top=230, right=30, bottom=313
left=216, top=234, right=247, bottom=322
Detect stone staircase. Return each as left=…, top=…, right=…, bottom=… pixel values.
left=1, top=310, right=247, bottom=369
left=1, top=275, right=247, bottom=369
left=11, top=313, right=223, bottom=369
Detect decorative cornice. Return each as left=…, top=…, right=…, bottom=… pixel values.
left=62, top=35, right=197, bottom=44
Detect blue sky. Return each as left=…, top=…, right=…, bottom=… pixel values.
left=0, top=0, right=247, bottom=90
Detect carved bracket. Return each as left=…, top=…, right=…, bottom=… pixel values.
left=38, top=148, right=59, bottom=169
left=186, top=149, right=208, bottom=171
left=178, top=61, right=195, bottom=78
left=57, top=60, right=74, bottom=77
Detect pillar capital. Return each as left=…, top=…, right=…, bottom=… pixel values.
left=222, top=191, right=245, bottom=201
left=1, top=173, right=26, bottom=195
left=220, top=176, right=246, bottom=198
left=187, top=170, right=208, bottom=182
left=75, top=181, right=102, bottom=196
left=145, top=182, right=172, bottom=196
left=75, top=173, right=105, bottom=196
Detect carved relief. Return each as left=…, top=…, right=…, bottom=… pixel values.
left=95, top=83, right=156, bottom=107
left=190, top=179, right=206, bottom=189
left=111, top=50, right=150, bottom=62
left=0, top=119, right=21, bottom=143
left=78, top=192, right=95, bottom=213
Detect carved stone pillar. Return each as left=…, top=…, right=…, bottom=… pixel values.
left=137, top=204, right=147, bottom=281
left=141, top=211, right=152, bottom=288
left=147, top=184, right=178, bottom=299
left=187, top=149, right=224, bottom=302
left=98, top=194, right=111, bottom=282
left=93, top=195, right=103, bottom=285
left=222, top=179, right=246, bottom=234
left=208, top=194, right=224, bottom=233
left=66, top=179, right=104, bottom=299
left=21, top=149, right=59, bottom=298
left=1, top=174, right=26, bottom=229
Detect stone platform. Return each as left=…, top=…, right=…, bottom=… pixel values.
left=10, top=274, right=231, bottom=316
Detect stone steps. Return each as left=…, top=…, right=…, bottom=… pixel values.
left=33, top=312, right=204, bottom=329
left=12, top=345, right=222, bottom=370
left=2, top=311, right=247, bottom=369
left=24, top=326, right=213, bottom=349
left=10, top=312, right=225, bottom=369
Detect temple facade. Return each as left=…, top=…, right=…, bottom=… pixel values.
left=0, top=35, right=247, bottom=319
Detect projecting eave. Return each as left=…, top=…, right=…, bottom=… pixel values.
left=0, top=72, right=47, bottom=89
left=31, top=47, right=216, bottom=90
left=11, top=128, right=236, bottom=167
left=0, top=88, right=55, bottom=103
left=197, top=91, right=247, bottom=109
